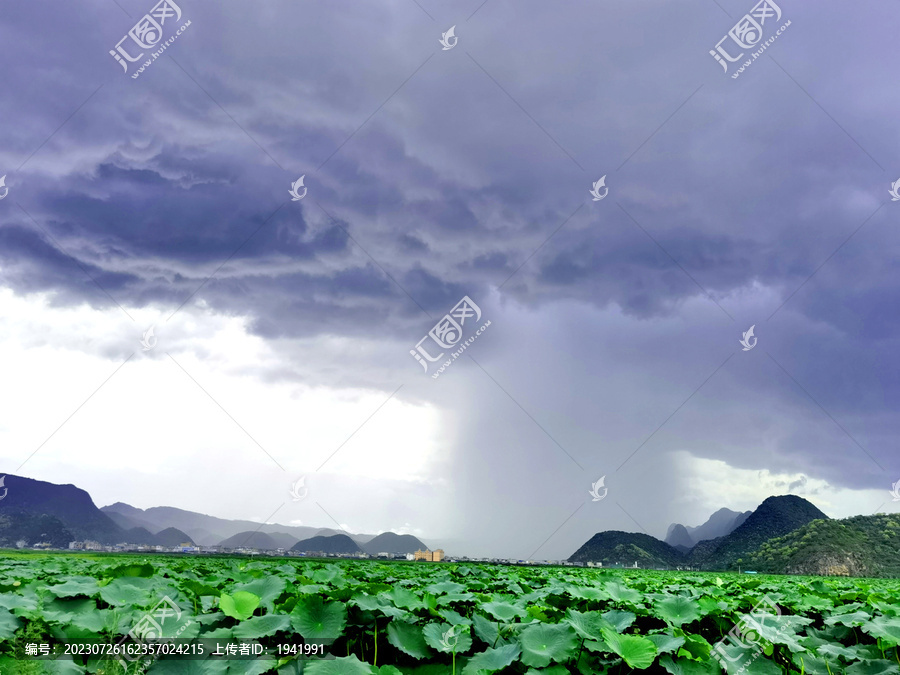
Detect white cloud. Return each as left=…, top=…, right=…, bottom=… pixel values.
left=0, top=287, right=448, bottom=533
left=674, top=451, right=897, bottom=525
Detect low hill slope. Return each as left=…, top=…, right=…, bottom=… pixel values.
left=219, top=531, right=281, bottom=549
left=154, top=528, right=194, bottom=547
left=0, top=512, right=73, bottom=548
left=0, top=475, right=124, bottom=544
left=291, top=534, right=361, bottom=554
left=569, top=531, right=684, bottom=567
left=362, top=532, right=427, bottom=554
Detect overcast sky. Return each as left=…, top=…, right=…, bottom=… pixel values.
left=0, top=0, right=898, bottom=559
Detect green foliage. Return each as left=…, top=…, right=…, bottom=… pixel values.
left=0, top=553, right=898, bottom=673
left=220, top=590, right=261, bottom=621
left=744, top=513, right=900, bottom=577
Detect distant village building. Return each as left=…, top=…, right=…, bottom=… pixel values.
left=414, top=549, right=444, bottom=561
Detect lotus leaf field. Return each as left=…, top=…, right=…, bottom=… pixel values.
left=1, top=554, right=899, bottom=675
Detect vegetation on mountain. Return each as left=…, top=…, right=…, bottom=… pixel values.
left=218, top=531, right=288, bottom=550
left=361, top=532, right=428, bottom=555
left=0, top=475, right=123, bottom=543
left=686, top=495, right=829, bottom=569
left=571, top=496, right=833, bottom=573
left=0, top=512, right=73, bottom=548
left=568, top=531, right=684, bottom=567
left=153, top=527, right=194, bottom=547
left=291, top=533, right=362, bottom=554
left=742, top=513, right=900, bottom=577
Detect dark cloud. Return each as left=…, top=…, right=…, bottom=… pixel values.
left=1, top=0, right=898, bottom=555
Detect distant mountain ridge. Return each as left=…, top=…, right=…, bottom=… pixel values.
left=664, top=507, right=751, bottom=548
left=101, top=502, right=338, bottom=546
left=687, top=496, right=828, bottom=567
left=101, top=502, right=426, bottom=551
left=570, top=495, right=832, bottom=572
left=0, top=475, right=432, bottom=553
left=0, top=475, right=192, bottom=547
left=665, top=524, right=693, bottom=552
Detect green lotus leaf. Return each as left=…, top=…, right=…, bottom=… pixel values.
left=387, top=620, right=430, bottom=659
left=518, top=623, right=579, bottom=668
left=0, top=609, right=21, bottom=640
left=232, top=576, right=287, bottom=613
left=482, top=601, right=527, bottom=622
left=46, top=576, right=100, bottom=598
left=845, top=660, right=900, bottom=675
left=232, top=613, right=291, bottom=638
left=423, top=621, right=473, bottom=654
left=648, top=633, right=686, bottom=656
left=861, top=616, right=900, bottom=646
left=603, top=609, right=636, bottom=632
left=472, top=613, right=500, bottom=646
left=601, top=626, right=658, bottom=669
left=603, top=581, right=642, bottom=605
left=290, top=595, right=346, bottom=640
left=462, top=643, right=522, bottom=674
left=220, top=591, right=261, bottom=621
left=99, top=577, right=156, bottom=607
left=563, top=609, right=612, bottom=642
left=654, top=596, right=701, bottom=627
left=659, top=655, right=720, bottom=675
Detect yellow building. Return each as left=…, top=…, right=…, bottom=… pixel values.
left=414, top=549, right=445, bottom=561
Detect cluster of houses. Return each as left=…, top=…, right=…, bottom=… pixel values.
left=447, top=556, right=585, bottom=566
left=17, top=542, right=679, bottom=570
left=62, top=541, right=430, bottom=559
left=56, top=543, right=582, bottom=566
left=68, top=540, right=199, bottom=553
left=12, top=543, right=667, bottom=569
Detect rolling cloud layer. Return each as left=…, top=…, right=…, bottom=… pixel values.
left=0, top=0, right=897, bottom=557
